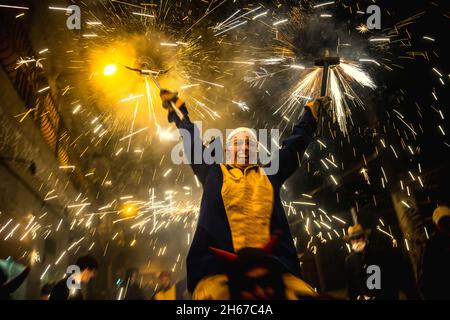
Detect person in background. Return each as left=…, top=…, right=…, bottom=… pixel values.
left=420, top=205, right=450, bottom=299
left=151, top=271, right=189, bottom=300
left=49, top=255, right=98, bottom=300
left=123, top=268, right=146, bottom=300
left=345, top=224, right=418, bottom=300
left=40, top=283, right=54, bottom=300
left=152, top=271, right=175, bottom=300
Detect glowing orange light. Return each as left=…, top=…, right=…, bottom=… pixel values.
left=103, top=64, right=117, bottom=76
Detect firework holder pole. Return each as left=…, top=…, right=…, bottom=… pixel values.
left=124, top=65, right=184, bottom=120
left=146, top=74, right=185, bottom=120
left=314, top=55, right=340, bottom=136
left=309, top=53, right=340, bottom=292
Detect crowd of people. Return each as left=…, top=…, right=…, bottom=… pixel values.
left=1, top=204, right=448, bottom=300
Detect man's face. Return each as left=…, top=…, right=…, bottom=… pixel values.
left=226, top=131, right=258, bottom=168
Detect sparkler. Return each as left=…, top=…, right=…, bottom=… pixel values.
left=313, top=1, right=335, bottom=9
left=0, top=4, right=29, bottom=10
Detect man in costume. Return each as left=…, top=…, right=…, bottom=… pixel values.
left=161, top=89, right=329, bottom=299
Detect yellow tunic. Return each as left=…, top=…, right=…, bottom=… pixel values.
left=192, top=164, right=319, bottom=300
left=219, top=164, right=274, bottom=252
left=154, top=284, right=176, bottom=300
left=192, top=273, right=318, bottom=300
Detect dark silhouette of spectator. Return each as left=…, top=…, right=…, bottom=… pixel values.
left=49, top=255, right=98, bottom=300
left=123, top=268, right=146, bottom=300
left=345, top=224, right=417, bottom=300
left=420, top=206, right=450, bottom=299
left=40, top=283, right=54, bottom=300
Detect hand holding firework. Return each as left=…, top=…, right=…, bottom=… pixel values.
left=160, top=89, right=185, bottom=121
left=160, top=89, right=179, bottom=111
left=305, top=96, right=331, bottom=121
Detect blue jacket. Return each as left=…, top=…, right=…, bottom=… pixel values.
left=169, top=104, right=317, bottom=292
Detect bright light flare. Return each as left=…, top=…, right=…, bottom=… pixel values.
left=103, top=64, right=117, bottom=76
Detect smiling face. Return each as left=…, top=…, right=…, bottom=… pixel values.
left=226, top=131, right=258, bottom=168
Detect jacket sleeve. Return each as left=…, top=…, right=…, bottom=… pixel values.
left=168, top=104, right=210, bottom=185
left=274, top=107, right=317, bottom=183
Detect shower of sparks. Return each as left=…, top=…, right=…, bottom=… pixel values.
left=271, top=61, right=375, bottom=135
left=273, top=68, right=321, bottom=119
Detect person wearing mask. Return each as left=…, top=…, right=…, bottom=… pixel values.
left=345, top=224, right=417, bottom=300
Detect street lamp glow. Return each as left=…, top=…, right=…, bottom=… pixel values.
left=103, top=64, right=117, bottom=76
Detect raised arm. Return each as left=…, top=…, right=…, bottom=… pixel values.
left=274, top=97, right=329, bottom=183
left=161, top=89, right=210, bottom=185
